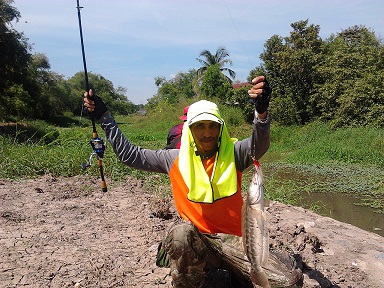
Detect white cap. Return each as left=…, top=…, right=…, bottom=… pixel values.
left=187, top=100, right=224, bottom=126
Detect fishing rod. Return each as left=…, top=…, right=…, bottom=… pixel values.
left=76, top=0, right=107, bottom=192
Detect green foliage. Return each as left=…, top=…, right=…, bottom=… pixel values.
left=155, top=82, right=180, bottom=104
left=0, top=106, right=242, bottom=179
left=0, top=0, right=35, bottom=121
left=29, top=54, right=73, bottom=119
left=0, top=2, right=136, bottom=122
left=200, top=64, right=232, bottom=102
left=269, top=121, right=384, bottom=168
left=2, top=1, right=383, bottom=130
left=129, top=100, right=192, bottom=147
left=66, top=72, right=136, bottom=117
left=264, top=123, right=384, bottom=211
left=258, top=21, right=384, bottom=127
left=149, top=70, right=197, bottom=108
left=2, top=2, right=382, bottom=211
left=260, top=121, right=384, bottom=211
left=196, top=46, right=236, bottom=83
left=313, top=26, right=384, bottom=127
left=2, top=84, right=30, bottom=119
left=0, top=121, right=59, bottom=144
left=217, top=102, right=245, bottom=128
left=0, top=110, right=382, bottom=211
left=259, top=20, right=324, bottom=125
left=241, top=167, right=299, bottom=205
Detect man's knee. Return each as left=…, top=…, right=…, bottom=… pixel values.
left=164, top=222, right=207, bottom=261
left=170, top=266, right=205, bottom=288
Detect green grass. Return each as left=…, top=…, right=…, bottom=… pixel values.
left=269, top=121, right=384, bottom=167
left=0, top=108, right=383, bottom=212
left=259, top=121, right=384, bottom=212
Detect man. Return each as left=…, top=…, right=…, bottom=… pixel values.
left=165, top=105, right=189, bottom=149
left=84, top=76, right=302, bottom=287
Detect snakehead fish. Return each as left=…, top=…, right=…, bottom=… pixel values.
left=242, top=159, right=270, bottom=288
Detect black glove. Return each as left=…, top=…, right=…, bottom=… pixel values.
left=87, top=94, right=108, bottom=120
left=254, top=79, right=272, bottom=114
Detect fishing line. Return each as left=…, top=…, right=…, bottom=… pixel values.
left=222, top=0, right=253, bottom=67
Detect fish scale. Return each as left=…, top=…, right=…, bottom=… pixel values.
left=242, top=160, right=270, bottom=288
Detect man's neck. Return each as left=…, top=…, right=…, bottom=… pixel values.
left=196, top=147, right=218, bottom=159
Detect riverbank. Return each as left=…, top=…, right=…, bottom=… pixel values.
left=1, top=175, right=383, bottom=287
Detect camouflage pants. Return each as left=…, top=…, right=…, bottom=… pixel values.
left=158, top=220, right=303, bottom=288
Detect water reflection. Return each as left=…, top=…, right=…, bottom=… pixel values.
left=259, top=153, right=383, bottom=237
left=299, top=192, right=384, bottom=237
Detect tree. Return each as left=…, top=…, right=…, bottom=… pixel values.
left=196, top=47, right=236, bottom=83
left=66, top=72, right=135, bottom=116
left=0, top=1, right=136, bottom=121
left=259, top=20, right=325, bottom=125
left=200, top=64, right=232, bottom=102
left=0, top=0, right=35, bottom=120
left=28, top=53, right=71, bottom=119
left=312, top=25, right=384, bottom=127
left=149, top=70, right=197, bottom=107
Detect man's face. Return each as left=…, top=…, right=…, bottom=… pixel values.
left=190, top=120, right=221, bottom=153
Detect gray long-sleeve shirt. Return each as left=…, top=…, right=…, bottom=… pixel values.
left=99, top=111, right=270, bottom=174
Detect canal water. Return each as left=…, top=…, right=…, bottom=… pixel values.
left=299, top=192, right=383, bottom=237
left=260, top=153, right=383, bottom=237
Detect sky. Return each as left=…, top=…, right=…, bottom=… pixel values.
left=13, top=0, right=384, bottom=105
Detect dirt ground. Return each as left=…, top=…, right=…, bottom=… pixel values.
left=1, top=175, right=383, bottom=288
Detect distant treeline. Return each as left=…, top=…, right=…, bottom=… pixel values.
left=257, top=20, right=384, bottom=127
left=1, top=1, right=383, bottom=127
left=0, top=1, right=137, bottom=122
left=152, top=20, right=384, bottom=128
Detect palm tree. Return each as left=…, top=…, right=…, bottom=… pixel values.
left=196, top=46, right=236, bottom=83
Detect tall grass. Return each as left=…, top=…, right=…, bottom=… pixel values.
left=262, top=121, right=384, bottom=211
left=270, top=121, right=384, bottom=167
left=0, top=106, right=383, bottom=211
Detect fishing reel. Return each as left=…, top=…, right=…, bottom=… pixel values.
left=81, top=137, right=106, bottom=170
